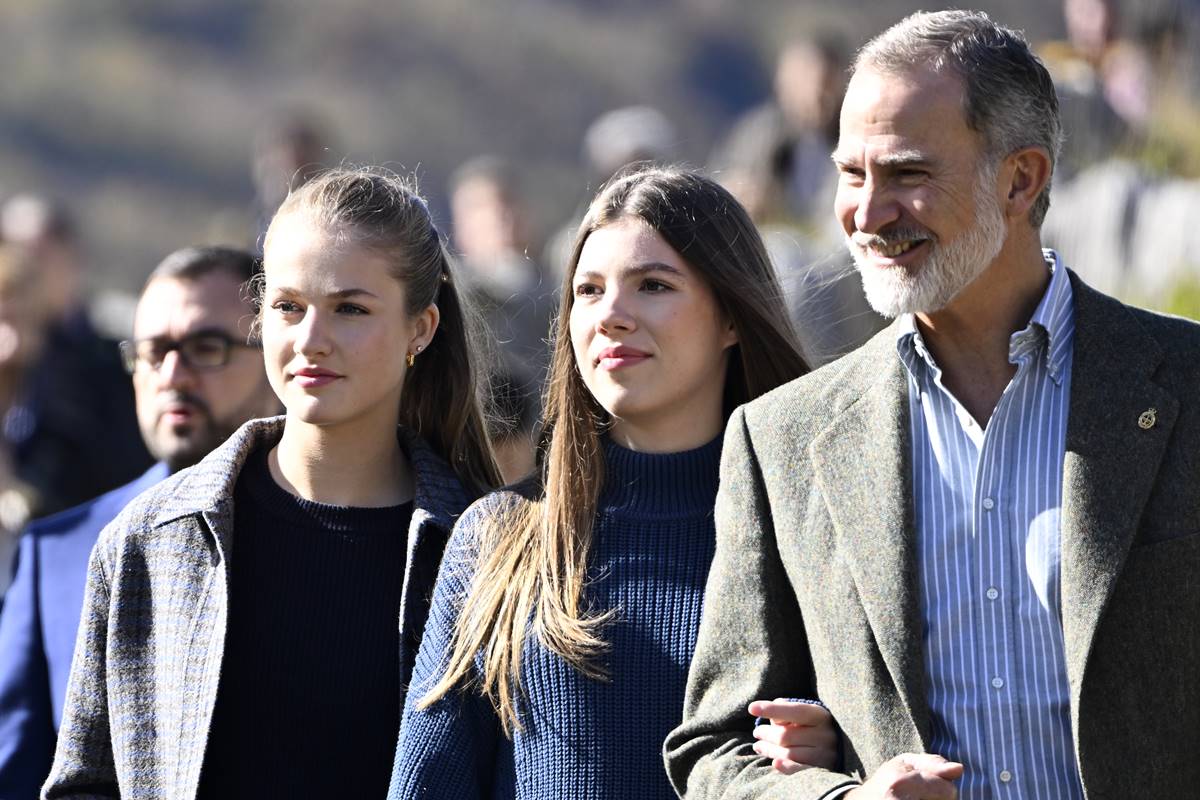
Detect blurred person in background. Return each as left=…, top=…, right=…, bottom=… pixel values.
left=711, top=34, right=887, bottom=367
left=251, top=110, right=331, bottom=249
left=449, top=155, right=553, bottom=482
left=0, top=245, right=51, bottom=597
left=1038, top=0, right=1147, bottom=174
left=544, top=105, right=679, bottom=277
left=0, top=246, right=279, bottom=798
left=712, top=33, right=849, bottom=241
left=0, top=195, right=151, bottom=526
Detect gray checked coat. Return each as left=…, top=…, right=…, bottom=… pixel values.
left=665, top=274, right=1200, bottom=799
left=42, top=416, right=473, bottom=800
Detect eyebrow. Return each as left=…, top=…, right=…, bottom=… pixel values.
left=832, top=149, right=934, bottom=170
left=575, top=262, right=687, bottom=282
left=139, top=326, right=237, bottom=343
left=270, top=286, right=380, bottom=300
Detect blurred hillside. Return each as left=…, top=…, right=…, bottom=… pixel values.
left=0, top=0, right=1072, bottom=314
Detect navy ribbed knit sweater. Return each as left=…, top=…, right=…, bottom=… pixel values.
left=389, top=435, right=722, bottom=800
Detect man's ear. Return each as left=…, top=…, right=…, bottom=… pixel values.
left=1002, top=146, right=1052, bottom=221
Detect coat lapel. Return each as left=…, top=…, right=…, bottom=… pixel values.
left=1060, top=276, right=1178, bottom=693
left=808, top=339, right=931, bottom=749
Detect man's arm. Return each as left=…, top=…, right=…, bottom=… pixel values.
left=41, top=541, right=118, bottom=799
left=664, top=407, right=860, bottom=800
left=0, top=531, right=57, bottom=798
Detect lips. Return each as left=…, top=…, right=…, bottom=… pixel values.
left=594, top=345, right=651, bottom=371
left=291, top=365, right=343, bottom=389
left=850, top=230, right=933, bottom=268
left=161, top=403, right=196, bottom=425
left=157, top=393, right=207, bottom=428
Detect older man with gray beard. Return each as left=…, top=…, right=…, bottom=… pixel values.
left=666, top=10, right=1200, bottom=800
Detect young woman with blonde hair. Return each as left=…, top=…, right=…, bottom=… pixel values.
left=45, top=168, right=500, bottom=798
left=389, top=166, right=831, bottom=799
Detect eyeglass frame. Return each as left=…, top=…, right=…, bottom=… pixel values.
left=119, top=328, right=261, bottom=374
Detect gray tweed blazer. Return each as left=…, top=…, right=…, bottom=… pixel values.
left=666, top=273, right=1200, bottom=799
left=42, top=416, right=473, bottom=800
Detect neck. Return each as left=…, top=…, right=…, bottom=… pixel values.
left=269, top=415, right=412, bottom=507
left=609, top=405, right=724, bottom=454
left=915, top=237, right=1050, bottom=425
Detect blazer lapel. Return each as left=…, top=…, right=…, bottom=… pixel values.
left=809, top=346, right=931, bottom=750
left=1060, top=276, right=1178, bottom=695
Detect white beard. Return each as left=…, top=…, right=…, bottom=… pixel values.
left=847, top=170, right=1007, bottom=318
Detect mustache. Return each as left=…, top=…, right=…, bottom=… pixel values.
left=849, top=227, right=935, bottom=249
left=156, top=391, right=212, bottom=419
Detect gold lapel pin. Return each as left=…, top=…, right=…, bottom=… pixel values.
left=1138, top=408, right=1157, bottom=430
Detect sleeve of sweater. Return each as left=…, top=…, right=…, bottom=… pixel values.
left=388, top=495, right=506, bottom=800
left=41, top=530, right=119, bottom=799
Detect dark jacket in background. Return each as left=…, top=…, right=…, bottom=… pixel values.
left=0, top=463, right=168, bottom=799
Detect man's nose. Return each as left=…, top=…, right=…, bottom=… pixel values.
left=852, top=179, right=901, bottom=235
left=157, top=349, right=196, bottom=389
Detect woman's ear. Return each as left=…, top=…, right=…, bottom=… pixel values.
left=410, top=303, right=441, bottom=354
left=721, top=316, right=739, bottom=350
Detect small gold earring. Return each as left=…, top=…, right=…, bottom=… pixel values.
left=406, top=352, right=415, bottom=368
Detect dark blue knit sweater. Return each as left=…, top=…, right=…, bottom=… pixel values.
left=389, top=435, right=722, bottom=799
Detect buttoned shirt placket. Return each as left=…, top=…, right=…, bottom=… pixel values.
left=899, top=252, right=1085, bottom=800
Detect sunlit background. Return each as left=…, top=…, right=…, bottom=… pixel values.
left=1, top=0, right=1197, bottom=325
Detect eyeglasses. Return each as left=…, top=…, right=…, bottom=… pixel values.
left=119, top=330, right=259, bottom=374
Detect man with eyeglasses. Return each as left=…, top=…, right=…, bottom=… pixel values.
left=0, top=246, right=280, bottom=797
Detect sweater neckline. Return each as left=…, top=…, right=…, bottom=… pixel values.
left=239, top=444, right=413, bottom=535
left=598, top=434, right=722, bottom=518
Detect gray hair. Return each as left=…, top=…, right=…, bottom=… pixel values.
left=855, top=10, right=1062, bottom=227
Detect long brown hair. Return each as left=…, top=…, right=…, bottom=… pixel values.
left=262, top=167, right=502, bottom=495
left=421, top=165, right=808, bottom=733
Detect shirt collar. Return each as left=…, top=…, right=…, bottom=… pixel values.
left=895, top=248, right=1075, bottom=385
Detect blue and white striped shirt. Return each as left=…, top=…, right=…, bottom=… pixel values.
left=897, top=251, right=1085, bottom=800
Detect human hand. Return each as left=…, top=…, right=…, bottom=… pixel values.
left=748, top=697, right=839, bottom=774
left=843, top=753, right=963, bottom=799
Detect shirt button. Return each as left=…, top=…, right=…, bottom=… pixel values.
left=982, top=497, right=996, bottom=510
left=991, top=676, right=1005, bottom=689
left=999, top=769, right=1013, bottom=783
left=986, top=587, right=1000, bottom=600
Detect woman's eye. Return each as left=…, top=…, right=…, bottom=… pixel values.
left=336, top=303, right=368, bottom=315
left=574, top=284, right=601, bottom=297
left=272, top=300, right=301, bottom=314
left=642, top=279, right=671, bottom=293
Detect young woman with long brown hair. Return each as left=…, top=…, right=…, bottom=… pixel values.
left=45, top=168, right=501, bottom=799
left=388, top=166, right=831, bottom=799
